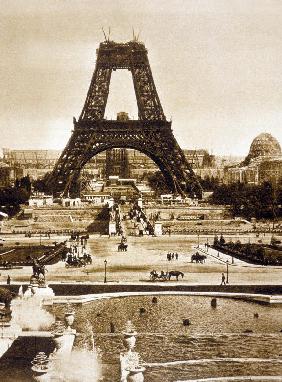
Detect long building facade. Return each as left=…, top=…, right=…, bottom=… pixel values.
left=224, top=133, right=282, bottom=185
left=1, top=147, right=219, bottom=182
left=2, top=132, right=281, bottom=188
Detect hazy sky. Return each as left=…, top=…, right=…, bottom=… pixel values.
left=1, top=0, right=282, bottom=156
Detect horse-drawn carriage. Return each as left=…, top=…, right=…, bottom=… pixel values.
left=65, top=255, right=86, bottom=268
left=150, top=270, right=184, bottom=281
left=191, top=252, right=207, bottom=263
left=1, top=261, right=13, bottom=269
left=83, top=253, right=92, bottom=265
left=118, top=242, right=128, bottom=252
left=65, top=257, right=86, bottom=268
left=150, top=270, right=168, bottom=281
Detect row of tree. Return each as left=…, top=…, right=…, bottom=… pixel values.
left=0, top=176, right=32, bottom=203
left=147, top=171, right=221, bottom=196
left=210, top=181, right=282, bottom=219
left=147, top=172, right=282, bottom=220
left=213, top=235, right=282, bottom=265
left=0, top=176, right=32, bottom=216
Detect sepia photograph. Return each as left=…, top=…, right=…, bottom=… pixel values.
left=0, top=1, right=281, bottom=381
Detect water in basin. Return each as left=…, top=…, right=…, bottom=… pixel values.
left=50, top=295, right=282, bottom=382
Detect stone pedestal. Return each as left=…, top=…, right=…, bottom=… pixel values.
left=53, top=330, right=76, bottom=355
left=154, top=222, right=163, bottom=236
left=126, top=366, right=145, bottom=382
left=31, top=352, right=53, bottom=381
left=52, top=310, right=76, bottom=357
left=64, top=311, right=75, bottom=331
left=32, top=366, right=52, bottom=382
left=121, top=326, right=141, bottom=382
left=120, top=351, right=141, bottom=382
left=24, top=284, right=55, bottom=300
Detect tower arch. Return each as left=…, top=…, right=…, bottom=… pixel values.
left=47, top=40, right=202, bottom=198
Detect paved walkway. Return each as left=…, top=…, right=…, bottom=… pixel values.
left=176, top=377, right=282, bottom=382
left=0, top=234, right=281, bottom=285
left=197, top=245, right=282, bottom=269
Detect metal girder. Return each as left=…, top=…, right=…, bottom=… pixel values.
left=79, top=41, right=165, bottom=121
left=47, top=40, right=202, bottom=198
left=48, top=120, right=202, bottom=198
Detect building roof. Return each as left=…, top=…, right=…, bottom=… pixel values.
left=2, top=149, right=61, bottom=161
left=82, top=191, right=111, bottom=196
left=248, top=133, right=281, bottom=160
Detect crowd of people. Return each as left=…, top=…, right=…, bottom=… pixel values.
left=166, top=252, right=179, bottom=261
left=128, top=203, right=154, bottom=236
left=62, top=233, right=92, bottom=267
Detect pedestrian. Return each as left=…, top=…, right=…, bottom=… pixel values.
left=175, top=253, right=178, bottom=260
left=7, top=275, right=11, bottom=285
left=220, top=273, right=226, bottom=285
left=171, top=253, right=174, bottom=260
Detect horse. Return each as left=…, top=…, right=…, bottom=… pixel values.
left=118, top=243, right=128, bottom=252
left=191, top=253, right=206, bottom=264
left=168, top=271, right=184, bottom=281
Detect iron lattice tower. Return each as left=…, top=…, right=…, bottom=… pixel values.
left=47, top=40, right=202, bottom=198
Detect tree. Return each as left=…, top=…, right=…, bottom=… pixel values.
left=210, top=181, right=282, bottom=219
left=245, top=243, right=251, bottom=256
left=0, top=187, right=29, bottom=205
left=256, top=247, right=265, bottom=262
left=213, top=235, right=219, bottom=246
left=234, top=240, right=242, bottom=251
left=219, top=235, right=225, bottom=245
left=147, top=171, right=170, bottom=196
left=32, top=172, right=52, bottom=194
left=18, top=175, right=32, bottom=193
left=0, top=287, right=13, bottom=308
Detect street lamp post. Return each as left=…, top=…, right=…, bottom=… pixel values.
left=226, top=260, right=229, bottom=284
left=0, top=313, right=4, bottom=338
left=197, top=234, right=199, bottom=248
left=104, top=259, right=107, bottom=283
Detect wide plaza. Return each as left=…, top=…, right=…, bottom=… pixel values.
left=1, top=233, right=281, bottom=286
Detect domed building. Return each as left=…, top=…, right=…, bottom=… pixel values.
left=225, top=133, right=282, bottom=185
left=244, top=133, right=281, bottom=164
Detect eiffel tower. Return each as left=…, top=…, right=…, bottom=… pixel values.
left=47, top=39, right=202, bottom=198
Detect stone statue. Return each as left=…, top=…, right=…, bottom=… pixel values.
left=31, top=259, right=47, bottom=286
